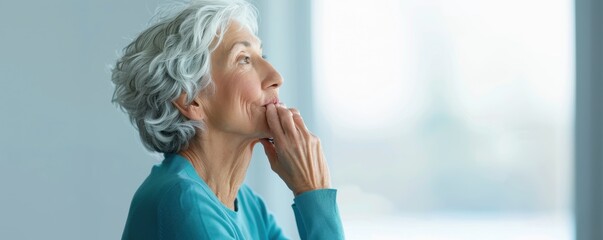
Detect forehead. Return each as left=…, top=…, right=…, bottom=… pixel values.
left=218, top=21, right=261, bottom=51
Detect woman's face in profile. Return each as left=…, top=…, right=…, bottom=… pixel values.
left=200, top=21, right=282, bottom=139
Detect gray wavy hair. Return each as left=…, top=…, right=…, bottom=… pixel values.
left=111, top=0, right=258, bottom=153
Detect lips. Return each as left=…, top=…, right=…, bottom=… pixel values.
left=262, top=97, right=280, bottom=107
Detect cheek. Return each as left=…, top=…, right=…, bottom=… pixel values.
left=230, top=71, right=262, bottom=105
left=219, top=75, right=262, bottom=118
left=236, top=83, right=263, bottom=120
left=239, top=83, right=261, bottom=104
left=214, top=71, right=265, bottom=131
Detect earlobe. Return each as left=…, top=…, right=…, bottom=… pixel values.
left=172, top=93, right=204, bottom=121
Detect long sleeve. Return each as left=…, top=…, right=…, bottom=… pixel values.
left=291, top=189, right=345, bottom=240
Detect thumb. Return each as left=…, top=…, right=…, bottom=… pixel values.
left=259, top=138, right=278, bottom=166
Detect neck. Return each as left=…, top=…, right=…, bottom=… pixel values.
left=178, top=129, right=259, bottom=211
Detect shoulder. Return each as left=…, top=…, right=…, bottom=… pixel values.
left=160, top=178, right=206, bottom=202
left=156, top=180, right=237, bottom=238
left=137, top=163, right=224, bottom=220
left=139, top=154, right=217, bottom=212
left=125, top=170, right=233, bottom=239
left=132, top=162, right=209, bottom=208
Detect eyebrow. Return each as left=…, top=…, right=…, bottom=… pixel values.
left=228, top=40, right=263, bottom=55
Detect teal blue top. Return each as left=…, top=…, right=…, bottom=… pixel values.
left=122, top=153, right=344, bottom=240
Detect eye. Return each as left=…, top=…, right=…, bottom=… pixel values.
left=262, top=54, right=267, bottom=59
left=238, top=56, right=251, bottom=65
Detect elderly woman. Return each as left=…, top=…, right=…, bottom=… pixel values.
left=111, top=0, right=343, bottom=239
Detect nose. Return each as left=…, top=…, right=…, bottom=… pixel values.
left=261, top=60, right=283, bottom=89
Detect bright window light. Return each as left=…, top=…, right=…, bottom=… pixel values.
left=312, top=0, right=574, bottom=239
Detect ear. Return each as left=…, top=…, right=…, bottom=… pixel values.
left=172, top=93, right=205, bottom=121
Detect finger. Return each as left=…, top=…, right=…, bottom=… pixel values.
left=259, top=138, right=278, bottom=166
left=276, top=104, right=296, bottom=137
left=289, top=108, right=300, bottom=115
left=266, top=104, right=285, bottom=139
left=289, top=108, right=309, bottom=133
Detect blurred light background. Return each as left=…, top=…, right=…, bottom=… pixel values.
left=1, top=0, right=601, bottom=239
left=312, top=0, right=573, bottom=239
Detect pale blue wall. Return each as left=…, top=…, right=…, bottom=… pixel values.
left=0, top=0, right=312, bottom=239
left=0, top=1, right=165, bottom=239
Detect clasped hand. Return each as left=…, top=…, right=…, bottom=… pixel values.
left=259, top=103, right=331, bottom=196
